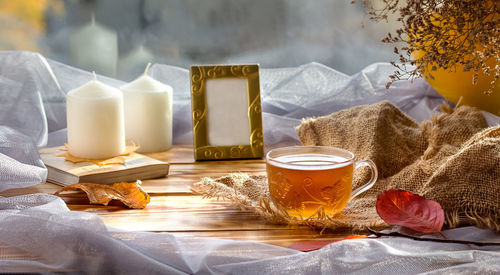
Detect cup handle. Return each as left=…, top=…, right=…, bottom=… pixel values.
left=348, top=160, right=378, bottom=202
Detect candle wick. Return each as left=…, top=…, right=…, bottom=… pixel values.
left=92, top=71, right=97, bottom=81
left=144, top=62, right=152, bottom=76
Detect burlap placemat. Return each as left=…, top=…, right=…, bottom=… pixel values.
left=193, top=101, right=500, bottom=232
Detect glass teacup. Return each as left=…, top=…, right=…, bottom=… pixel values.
left=266, top=146, right=378, bottom=218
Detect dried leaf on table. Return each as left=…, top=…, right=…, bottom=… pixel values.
left=376, top=189, right=444, bottom=234
left=55, top=181, right=150, bottom=209
left=57, top=143, right=140, bottom=166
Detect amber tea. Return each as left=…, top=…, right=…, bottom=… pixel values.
left=266, top=146, right=377, bottom=218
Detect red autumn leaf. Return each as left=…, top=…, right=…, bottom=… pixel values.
left=376, top=189, right=444, bottom=234
left=288, top=235, right=369, bottom=252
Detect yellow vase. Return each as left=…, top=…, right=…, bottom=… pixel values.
left=421, top=58, right=500, bottom=116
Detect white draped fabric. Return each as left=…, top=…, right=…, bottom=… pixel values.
left=0, top=51, right=498, bottom=273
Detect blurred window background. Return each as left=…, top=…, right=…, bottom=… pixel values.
left=0, top=0, right=398, bottom=80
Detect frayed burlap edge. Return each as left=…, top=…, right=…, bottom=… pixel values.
left=446, top=208, right=500, bottom=232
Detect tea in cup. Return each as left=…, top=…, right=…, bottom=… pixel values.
left=266, top=146, right=377, bottom=218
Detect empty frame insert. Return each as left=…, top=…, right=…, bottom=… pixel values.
left=190, top=65, right=264, bottom=160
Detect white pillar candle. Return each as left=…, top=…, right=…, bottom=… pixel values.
left=69, top=15, right=118, bottom=77
left=121, top=64, right=173, bottom=153
left=67, top=72, right=125, bottom=159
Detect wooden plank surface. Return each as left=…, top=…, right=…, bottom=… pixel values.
left=0, top=145, right=355, bottom=249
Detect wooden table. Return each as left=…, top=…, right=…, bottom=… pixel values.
left=0, top=145, right=353, bottom=248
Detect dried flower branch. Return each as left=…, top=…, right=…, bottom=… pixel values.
left=354, top=0, right=499, bottom=93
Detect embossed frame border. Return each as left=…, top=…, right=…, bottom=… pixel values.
left=190, top=64, right=264, bottom=160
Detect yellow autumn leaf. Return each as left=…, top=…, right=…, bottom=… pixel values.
left=55, top=181, right=150, bottom=209
left=58, top=143, right=140, bottom=166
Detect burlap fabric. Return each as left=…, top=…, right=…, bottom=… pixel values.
left=193, top=101, right=500, bottom=231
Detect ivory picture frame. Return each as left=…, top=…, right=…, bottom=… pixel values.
left=190, top=64, right=264, bottom=160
